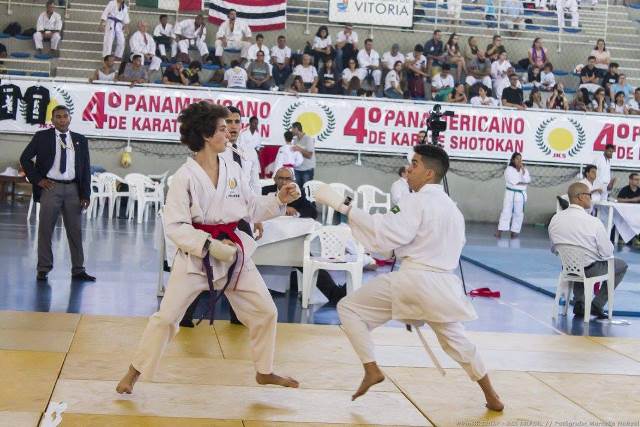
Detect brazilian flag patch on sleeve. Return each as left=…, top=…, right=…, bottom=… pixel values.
left=391, top=205, right=401, bottom=214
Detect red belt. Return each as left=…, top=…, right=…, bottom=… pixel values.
left=192, top=222, right=245, bottom=325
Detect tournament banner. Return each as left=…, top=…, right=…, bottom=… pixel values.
left=328, top=0, right=414, bottom=28
left=1, top=78, right=640, bottom=168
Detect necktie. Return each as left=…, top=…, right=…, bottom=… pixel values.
left=143, top=33, right=148, bottom=44
left=59, top=133, right=67, bottom=174
left=232, top=143, right=242, bottom=166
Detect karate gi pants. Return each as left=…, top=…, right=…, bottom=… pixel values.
left=557, top=0, right=579, bottom=28
left=498, top=189, right=525, bottom=233
left=337, top=273, right=487, bottom=382
left=356, top=68, right=382, bottom=86
left=155, top=36, right=178, bottom=58
left=214, top=39, right=251, bottom=58
left=103, top=21, right=126, bottom=58
left=34, top=32, right=61, bottom=50
left=131, top=257, right=277, bottom=379
left=145, top=55, right=162, bottom=71
left=178, top=38, right=209, bottom=57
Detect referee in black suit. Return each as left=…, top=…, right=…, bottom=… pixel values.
left=20, top=105, right=95, bottom=282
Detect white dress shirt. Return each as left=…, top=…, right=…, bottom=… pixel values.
left=390, top=177, right=409, bottom=206
left=47, top=129, right=75, bottom=181
left=356, top=49, right=380, bottom=68
left=247, top=43, right=270, bottom=61
left=431, top=73, right=455, bottom=90
left=548, top=204, right=613, bottom=264
left=271, top=45, right=291, bottom=64
left=36, top=11, right=63, bottom=32
left=336, top=30, right=358, bottom=45
left=312, top=36, right=332, bottom=49
left=216, top=19, right=251, bottom=42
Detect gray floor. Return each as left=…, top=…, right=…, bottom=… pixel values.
left=0, top=199, right=638, bottom=338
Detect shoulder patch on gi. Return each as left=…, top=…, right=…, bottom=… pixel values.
left=391, top=205, right=400, bottom=214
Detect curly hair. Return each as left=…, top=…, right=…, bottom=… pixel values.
left=178, top=101, right=229, bottom=152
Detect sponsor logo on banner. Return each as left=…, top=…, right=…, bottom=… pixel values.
left=328, top=0, right=414, bottom=28
left=282, top=100, right=336, bottom=143
left=535, top=117, right=586, bottom=158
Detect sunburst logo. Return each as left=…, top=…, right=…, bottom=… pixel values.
left=535, top=117, right=586, bottom=158
left=282, top=101, right=336, bottom=143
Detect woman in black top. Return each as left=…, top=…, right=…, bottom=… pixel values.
left=318, top=57, right=340, bottom=94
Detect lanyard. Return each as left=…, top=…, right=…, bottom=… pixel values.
left=57, top=134, right=74, bottom=151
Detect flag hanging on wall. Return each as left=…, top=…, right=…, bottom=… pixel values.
left=136, top=0, right=202, bottom=12
left=207, top=0, right=286, bottom=32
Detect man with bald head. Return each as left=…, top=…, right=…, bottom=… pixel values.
left=129, top=21, right=161, bottom=71
left=548, top=182, right=627, bottom=319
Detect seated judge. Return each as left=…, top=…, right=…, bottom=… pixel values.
left=262, top=167, right=317, bottom=219
left=617, top=173, right=640, bottom=203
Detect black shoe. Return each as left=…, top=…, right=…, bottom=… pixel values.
left=591, top=304, right=608, bottom=320
left=179, top=318, right=195, bottom=328
left=71, top=272, right=96, bottom=282
left=229, top=307, right=243, bottom=325
left=36, top=272, right=48, bottom=281
left=573, top=301, right=585, bottom=317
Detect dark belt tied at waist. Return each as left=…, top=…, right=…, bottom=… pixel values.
left=49, top=178, right=76, bottom=184
left=192, top=222, right=245, bottom=325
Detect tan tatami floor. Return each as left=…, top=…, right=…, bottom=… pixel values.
left=1, top=310, right=640, bottom=427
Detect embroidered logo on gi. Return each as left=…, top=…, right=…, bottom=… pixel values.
left=282, top=101, right=336, bottom=143
left=228, top=178, right=237, bottom=189
left=535, top=117, right=585, bottom=159
left=391, top=205, right=400, bottom=214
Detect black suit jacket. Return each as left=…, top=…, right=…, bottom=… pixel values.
left=262, top=184, right=318, bottom=219
left=19, top=127, right=91, bottom=202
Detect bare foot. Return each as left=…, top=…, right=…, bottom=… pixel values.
left=485, top=392, right=504, bottom=412
left=256, top=372, right=300, bottom=388
left=116, top=365, right=140, bottom=394
left=352, top=362, right=385, bottom=401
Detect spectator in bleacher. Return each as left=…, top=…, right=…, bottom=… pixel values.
left=271, top=35, right=292, bottom=89
left=485, top=0, right=497, bottom=24
left=527, top=65, right=542, bottom=88
left=600, top=62, right=619, bottom=88
left=34, top=1, right=62, bottom=57
left=447, top=83, right=467, bottom=103
left=447, top=0, right=462, bottom=26
left=382, top=43, right=405, bottom=71
left=491, top=51, right=511, bottom=99
left=247, top=50, right=273, bottom=90
left=617, top=173, right=640, bottom=203
left=384, top=60, right=405, bottom=99
left=223, top=59, right=248, bottom=89
left=611, top=74, right=633, bottom=100
left=356, top=38, right=382, bottom=92
left=89, top=54, right=117, bottom=83
left=290, top=121, right=315, bottom=188
left=525, top=87, right=544, bottom=108
left=462, top=36, right=479, bottom=63
left=405, top=44, right=428, bottom=99
left=183, top=60, right=201, bottom=86
left=486, top=34, right=506, bottom=62
left=547, top=83, right=569, bottom=111
left=99, top=0, right=130, bottom=61
left=501, top=0, right=524, bottom=35
left=591, top=39, right=610, bottom=77
left=0, top=42, right=6, bottom=59
left=470, top=84, right=498, bottom=106
left=318, top=57, right=340, bottom=95
left=247, top=33, right=270, bottom=63
left=310, top=26, right=334, bottom=68
left=501, top=74, right=525, bottom=110
left=162, top=62, right=188, bottom=85
left=342, top=57, right=359, bottom=92
left=424, top=29, right=445, bottom=76
left=540, top=63, right=556, bottom=91
left=287, top=75, right=308, bottom=94
left=174, top=14, right=208, bottom=63
left=591, top=87, right=607, bottom=112
left=129, top=21, right=161, bottom=72
left=445, top=33, right=466, bottom=83
left=335, top=24, right=358, bottom=71
left=214, top=9, right=251, bottom=65
left=579, top=56, right=601, bottom=93
left=153, top=14, right=177, bottom=62
left=466, top=49, right=492, bottom=89
left=293, top=53, right=319, bottom=94
left=119, top=54, right=149, bottom=85
left=346, top=77, right=361, bottom=96
left=609, top=91, right=629, bottom=115
left=527, top=38, right=549, bottom=69
left=570, top=88, right=590, bottom=112
left=626, top=88, right=640, bottom=115
left=556, top=0, right=579, bottom=29
left=431, top=63, right=455, bottom=101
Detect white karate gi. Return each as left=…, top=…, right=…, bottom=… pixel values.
left=356, top=49, right=382, bottom=86
left=223, top=142, right=262, bottom=196
left=129, top=30, right=161, bottom=71
left=33, top=11, right=62, bottom=50
left=592, top=153, right=612, bottom=201
left=215, top=19, right=252, bottom=58
left=273, top=145, right=303, bottom=174
left=131, top=157, right=285, bottom=379
left=390, top=177, right=409, bottom=206
left=153, top=22, right=177, bottom=58
left=174, top=19, right=208, bottom=57
left=238, top=128, right=263, bottom=152
left=556, top=0, right=579, bottom=28
left=338, top=184, right=486, bottom=382
left=101, top=1, right=130, bottom=58
left=498, top=166, right=531, bottom=233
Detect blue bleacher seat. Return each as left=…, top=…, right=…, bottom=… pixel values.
left=421, top=1, right=436, bottom=8
left=153, top=80, right=162, bottom=84
left=202, top=63, right=220, bottom=71
left=0, top=33, right=10, bottom=39
left=524, top=9, right=536, bottom=15
left=415, top=16, right=436, bottom=23
left=563, top=27, right=582, bottom=33
left=8, top=71, right=27, bottom=76
left=537, top=10, right=556, bottom=16
left=564, top=87, right=577, bottom=94
left=287, top=7, right=305, bottom=14
left=224, top=48, right=241, bottom=53
left=485, top=20, right=497, bottom=28
left=543, top=25, right=559, bottom=32
left=525, top=23, right=541, bottom=30
left=34, top=53, right=52, bottom=60
left=522, top=83, right=534, bottom=90
left=554, top=69, right=569, bottom=76
left=628, top=2, right=640, bottom=8
left=10, top=52, right=31, bottom=58
left=204, top=81, right=222, bottom=87
left=31, top=72, right=50, bottom=77
left=14, top=34, right=32, bottom=40
left=462, top=5, right=483, bottom=11
left=308, top=9, right=325, bottom=15
left=465, top=20, right=482, bottom=26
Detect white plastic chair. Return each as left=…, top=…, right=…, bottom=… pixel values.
left=303, top=180, right=325, bottom=222
left=552, top=244, right=615, bottom=323
left=149, top=171, right=169, bottom=205
left=301, top=226, right=364, bottom=308
left=325, top=183, right=357, bottom=225
left=27, top=194, right=40, bottom=223
left=125, top=174, right=164, bottom=224
left=86, top=174, right=109, bottom=219
left=357, top=184, right=391, bottom=214
left=99, top=172, right=129, bottom=218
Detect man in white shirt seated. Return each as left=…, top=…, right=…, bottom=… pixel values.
left=335, top=23, right=358, bottom=71
left=431, top=64, right=455, bottom=101
left=390, top=165, right=410, bottom=206
left=381, top=43, right=405, bottom=71
left=129, top=21, right=161, bottom=71
left=579, top=164, right=604, bottom=206
left=626, top=88, right=640, bottom=115
left=34, top=1, right=63, bottom=56
left=174, top=14, right=209, bottom=62
left=214, top=9, right=252, bottom=65
left=153, top=14, right=177, bottom=62
left=271, top=35, right=292, bottom=88
left=356, top=38, right=382, bottom=90
left=223, top=59, right=248, bottom=88
left=548, top=182, right=628, bottom=319
left=247, top=33, right=270, bottom=63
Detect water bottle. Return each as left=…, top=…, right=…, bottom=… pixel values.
left=559, top=296, right=566, bottom=307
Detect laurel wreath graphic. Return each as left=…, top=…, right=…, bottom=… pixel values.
left=567, top=118, right=586, bottom=157
left=281, top=101, right=336, bottom=143
left=535, top=116, right=586, bottom=157
left=535, top=117, right=554, bottom=155
left=19, top=87, right=76, bottom=120
left=282, top=101, right=302, bottom=131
